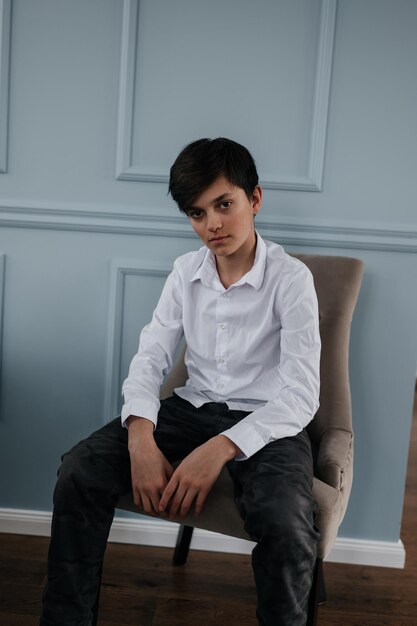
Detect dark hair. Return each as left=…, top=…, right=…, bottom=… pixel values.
left=168, top=137, right=259, bottom=213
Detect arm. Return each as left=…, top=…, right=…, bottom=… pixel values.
left=121, top=261, right=184, bottom=429
left=122, top=262, right=184, bottom=513
left=221, top=264, right=321, bottom=460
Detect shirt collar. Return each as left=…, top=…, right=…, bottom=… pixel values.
left=190, top=230, right=267, bottom=291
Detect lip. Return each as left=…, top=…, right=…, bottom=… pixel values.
left=209, top=235, right=229, bottom=243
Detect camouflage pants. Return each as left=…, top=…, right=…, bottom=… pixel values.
left=40, top=394, right=319, bottom=626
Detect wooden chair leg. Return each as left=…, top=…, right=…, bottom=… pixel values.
left=306, top=557, right=326, bottom=626
left=318, top=558, right=327, bottom=605
left=91, top=563, right=103, bottom=626
left=173, top=524, right=194, bottom=566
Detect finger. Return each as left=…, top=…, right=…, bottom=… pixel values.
left=179, top=489, right=198, bottom=518
left=168, top=485, right=189, bottom=518
left=194, top=490, right=208, bottom=517
left=165, top=463, right=175, bottom=480
left=140, top=493, right=154, bottom=515
left=155, top=485, right=169, bottom=516
left=133, top=488, right=141, bottom=508
left=132, top=483, right=145, bottom=508
left=159, top=477, right=178, bottom=512
left=149, top=491, right=162, bottom=515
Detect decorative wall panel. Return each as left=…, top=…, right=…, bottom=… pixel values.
left=0, top=254, right=5, bottom=404
left=0, top=0, right=11, bottom=173
left=116, top=0, right=337, bottom=191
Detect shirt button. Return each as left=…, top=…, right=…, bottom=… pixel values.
left=219, top=323, right=226, bottom=329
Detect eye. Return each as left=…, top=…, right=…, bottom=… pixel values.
left=219, top=201, right=232, bottom=210
left=186, top=209, right=203, bottom=219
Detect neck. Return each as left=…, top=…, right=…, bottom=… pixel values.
left=215, top=231, right=257, bottom=289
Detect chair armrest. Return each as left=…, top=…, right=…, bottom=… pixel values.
left=317, top=428, right=353, bottom=491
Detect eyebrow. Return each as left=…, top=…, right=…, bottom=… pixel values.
left=189, top=192, right=234, bottom=212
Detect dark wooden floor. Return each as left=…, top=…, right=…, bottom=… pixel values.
left=1, top=384, right=416, bottom=625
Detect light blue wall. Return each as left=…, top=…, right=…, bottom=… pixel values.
left=0, top=0, right=416, bottom=545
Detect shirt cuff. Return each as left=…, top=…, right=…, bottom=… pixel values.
left=221, top=422, right=268, bottom=461
left=120, top=397, right=160, bottom=429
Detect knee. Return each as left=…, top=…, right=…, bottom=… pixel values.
left=53, top=443, right=91, bottom=507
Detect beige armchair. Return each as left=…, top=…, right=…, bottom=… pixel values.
left=110, top=253, right=364, bottom=626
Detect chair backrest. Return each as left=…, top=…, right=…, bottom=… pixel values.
left=160, top=253, right=364, bottom=444
left=294, top=254, right=364, bottom=442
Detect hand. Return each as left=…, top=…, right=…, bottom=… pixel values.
left=128, top=416, right=174, bottom=515
left=158, top=435, right=240, bottom=519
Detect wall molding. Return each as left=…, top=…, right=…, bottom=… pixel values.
left=1, top=200, right=417, bottom=253
left=0, top=0, right=11, bottom=173
left=0, top=507, right=406, bottom=569
left=0, top=254, right=4, bottom=402
left=115, top=0, right=337, bottom=191
left=103, top=260, right=170, bottom=421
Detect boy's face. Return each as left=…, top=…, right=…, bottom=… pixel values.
left=184, top=175, right=262, bottom=261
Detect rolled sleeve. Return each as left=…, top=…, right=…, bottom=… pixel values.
left=221, top=422, right=269, bottom=461
left=120, top=397, right=159, bottom=429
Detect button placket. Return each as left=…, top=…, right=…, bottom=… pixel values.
left=215, top=293, right=229, bottom=383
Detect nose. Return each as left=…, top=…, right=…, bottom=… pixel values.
left=207, top=211, right=223, bottom=232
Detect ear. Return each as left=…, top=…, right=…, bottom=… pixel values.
left=251, top=185, right=262, bottom=216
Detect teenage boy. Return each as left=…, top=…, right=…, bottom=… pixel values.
left=40, top=137, right=321, bottom=626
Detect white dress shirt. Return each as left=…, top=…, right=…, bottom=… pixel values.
left=121, top=232, right=321, bottom=460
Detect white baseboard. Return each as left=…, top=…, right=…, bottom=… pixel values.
left=0, top=507, right=406, bottom=569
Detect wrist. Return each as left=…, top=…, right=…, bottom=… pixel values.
left=215, top=434, right=241, bottom=461
left=127, top=415, right=155, bottom=448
